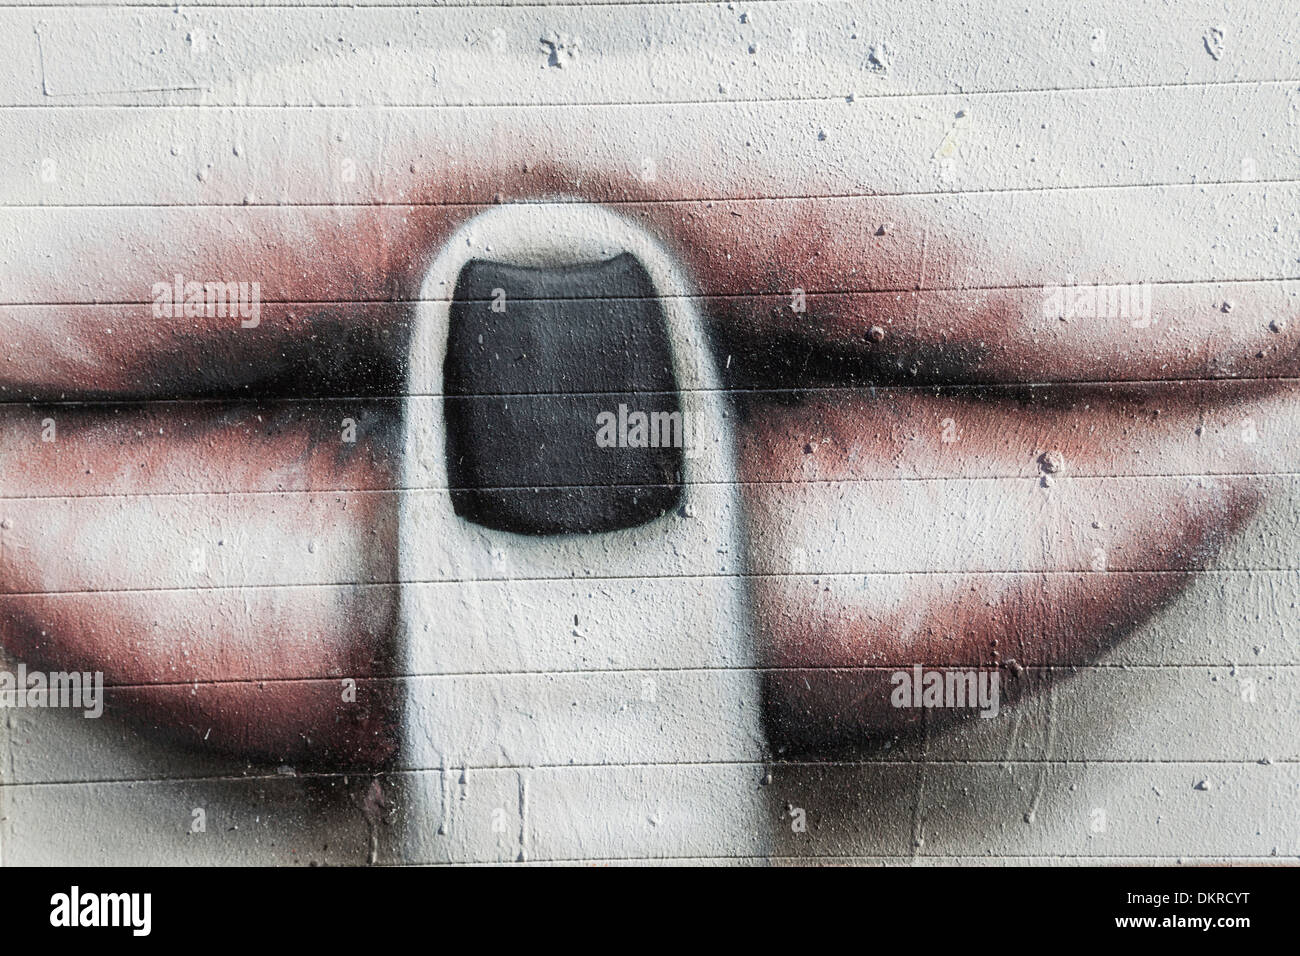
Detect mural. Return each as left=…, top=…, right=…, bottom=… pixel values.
left=0, top=2, right=1296, bottom=864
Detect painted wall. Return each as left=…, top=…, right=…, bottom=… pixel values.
left=0, top=0, right=1296, bottom=864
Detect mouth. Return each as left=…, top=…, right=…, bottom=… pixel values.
left=0, top=161, right=1294, bottom=771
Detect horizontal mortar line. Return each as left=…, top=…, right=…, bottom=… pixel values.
left=1, top=759, right=1294, bottom=792
left=1, top=567, right=1295, bottom=599
left=420, top=855, right=1299, bottom=865
left=2, top=375, right=1296, bottom=408
left=23, top=661, right=1298, bottom=694
left=2, top=757, right=1294, bottom=790
left=1, top=0, right=839, bottom=8
left=0, top=0, right=1291, bottom=20
left=3, top=76, right=1296, bottom=110
left=6, top=470, right=1300, bottom=503
left=7, top=273, right=1298, bottom=308
left=10, top=176, right=1300, bottom=209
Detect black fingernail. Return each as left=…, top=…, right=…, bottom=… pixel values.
left=443, top=253, right=684, bottom=535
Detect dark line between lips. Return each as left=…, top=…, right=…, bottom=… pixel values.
left=3, top=376, right=1299, bottom=407
left=5, top=274, right=1293, bottom=397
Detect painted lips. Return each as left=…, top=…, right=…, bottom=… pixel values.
left=0, top=162, right=1294, bottom=768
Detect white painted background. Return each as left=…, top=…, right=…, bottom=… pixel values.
left=0, top=0, right=1297, bottom=864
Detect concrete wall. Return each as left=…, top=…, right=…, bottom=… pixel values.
left=0, top=0, right=1296, bottom=864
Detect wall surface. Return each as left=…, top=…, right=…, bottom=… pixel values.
left=0, top=0, right=1297, bottom=864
